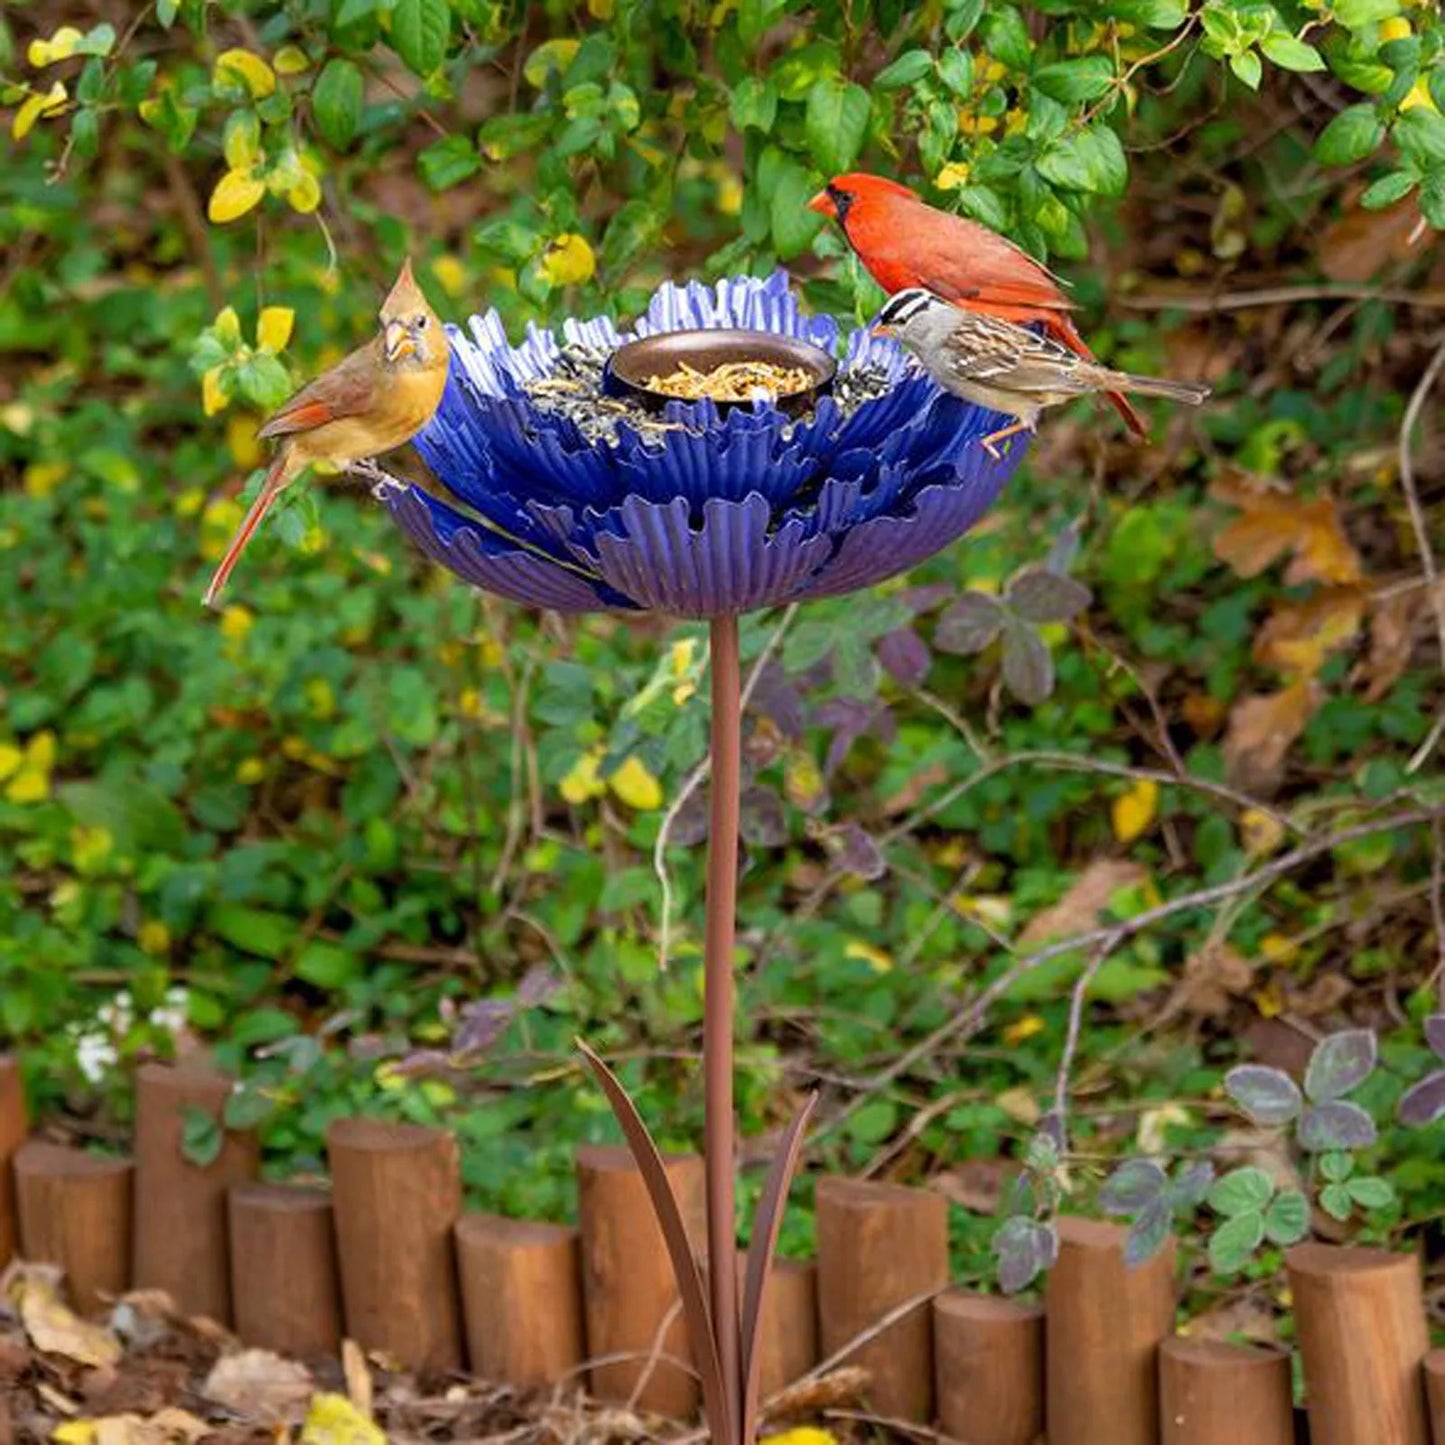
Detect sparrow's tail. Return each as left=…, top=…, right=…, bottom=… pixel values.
left=1046, top=314, right=1150, bottom=438
left=202, top=447, right=301, bottom=608
left=1108, top=373, right=1212, bottom=406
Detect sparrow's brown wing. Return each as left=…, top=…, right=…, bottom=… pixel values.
left=943, top=316, right=1095, bottom=394
left=258, top=339, right=382, bottom=439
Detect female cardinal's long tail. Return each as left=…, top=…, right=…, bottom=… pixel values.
left=203, top=447, right=302, bottom=608
left=1044, top=314, right=1149, bottom=438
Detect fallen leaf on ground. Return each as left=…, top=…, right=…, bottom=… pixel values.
left=202, top=1348, right=313, bottom=1423
left=53, top=1409, right=208, bottom=1445
left=341, top=1337, right=372, bottom=1417
left=933, top=1158, right=1021, bottom=1215
left=1111, top=778, right=1159, bottom=844
left=1253, top=587, right=1365, bottom=677
left=1020, top=860, right=1148, bottom=944
left=1222, top=679, right=1322, bottom=794
left=13, top=1269, right=121, bottom=1369
left=1211, top=477, right=1361, bottom=588
left=300, top=1392, right=386, bottom=1445
left=1171, top=943, right=1253, bottom=1019
left=1317, top=190, right=1424, bottom=282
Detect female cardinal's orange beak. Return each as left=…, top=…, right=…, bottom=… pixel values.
left=384, top=318, right=414, bottom=362
left=806, top=190, right=836, bottom=218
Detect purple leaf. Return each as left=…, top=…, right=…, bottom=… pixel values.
left=747, top=661, right=805, bottom=739
left=829, top=822, right=886, bottom=881
left=1125, top=1197, right=1174, bottom=1267
left=1006, top=567, right=1093, bottom=624
left=1100, top=1159, right=1167, bottom=1216
left=1224, top=1064, right=1303, bottom=1126
left=1298, top=1100, right=1377, bottom=1152
left=1425, top=1015, right=1445, bottom=1061
left=1398, top=1070, right=1445, bottom=1127
left=740, top=785, right=788, bottom=847
left=1169, top=1160, right=1216, bottom=1210
left=1304, top=1028, right=1376, bottom=1102
left=1045, top=520, right=1083, bottom=576
left=817, top=697, right=894, bottom=776
left=935, top=592, right=1005, bottom=654
left=994, top=1216, right=1059, bottom=1295
left=1001, top=620, right=1054, bottom=705
left=900, top=582, right=954, bottom=616
left=667, top=787, right=710, bottom=846
left=877, top=627, right=932, bottom=686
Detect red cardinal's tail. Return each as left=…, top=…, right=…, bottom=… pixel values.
left=202, top=448, right=300, bottom=608
left=1046, top=315, right=1149, bottom=439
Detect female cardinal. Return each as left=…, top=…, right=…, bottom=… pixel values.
left=874, top=288, right=1208, bottom=458
left=808, top=172, right=1148, bottom=438
left=202, top=258, right=449, bottom=606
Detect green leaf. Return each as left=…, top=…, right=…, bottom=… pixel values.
left=1114, top=0, right=1188, bottom=26
left=60, top=778, right=186, bottom=854
left=1314, top=103, right=1385, bottom=165
left=956, top=183, right=1010, bottom=230
left=1420, top=173, right=1445, bottom=229
left=419, top=134, right=481, bottom=190
left=1260, top=33, right=1325, bottom=73
left=224, top=1085, right=277, bottom=1131
left=771, top=157, right=826, bottom=258
left=296, top=941, right=360, bottom=989
left=1334, top=0, right=1401, bottom=25
left=181, top=1104, right=223, bottom=1168
left=209, top=903, right=299, bottom=960
left=1319, top=1181, right=1354, bottom=1221
left=1033, top=56, right=1116, bottom=103
left=1208, top=1210, right=1265, bottom=1273
left=1230, top=50, right=1263, bottom=90
left=1263, top=1189, right=1309, bottom=1245
left=312, top=58, right=363, bottom=149
left=874, top=49, right=932, bottom=90
left=1208, top=1166, right=1274, bottom=1217
left=1395, top=107, right=1445, bottom=168
left=1361, top=170, right=1418, bottom=209
left=391, top=0, right=449, bottom=76
left=805, top=78, right=871, bottom=176
left=1319, top=1151, right=1355, bottom=1182
left=1345, top=1175, right=1396, bottom=1210
left=938, top=48, right=973, bottom=98
left=157, top=0, right=180, bottom=26
left=980, top=6, right=1032, bottom=71
left=729, top=75, right=777, bottom=132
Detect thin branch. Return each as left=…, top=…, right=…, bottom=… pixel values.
left=1051, top=944, right=1110, bottom=1132
left=1122, top=284, right=1445, bottom=313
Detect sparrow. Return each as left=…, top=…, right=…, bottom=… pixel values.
left=202, top=258, right=449, bottom=607
left=874, top=287, right=1210, bottom=458
left=807, top=172, right=1148, bottom=438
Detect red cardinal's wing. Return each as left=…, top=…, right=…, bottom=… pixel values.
left=258, top=343, right=381, bottom=439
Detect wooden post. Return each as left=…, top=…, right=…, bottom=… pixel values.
left=1046, top=1217, right=1176, bottom=1445
left=455, top=1213, right=585, bottom=1388
left=1287, top=1242, right=1429, bottom=1445
left=328, top=1117, right=464, bottom=1375
left=934, top=1290, right=1044, bottom=1445
left=577, top=1144, right=705, bottom=1416
left=1159, top=1337, right=1293, bottom=1445
left=132, top=1061, right=258, bottom=1323
left=14, top=1142, right=131, bottom=1316
left=755, top=1257, right=818, bottom=1402
left=815, top=1176, right=949, bottom=1424
left=0, top=1059, right=28, bottom=1268
left=228, top=1182, right=342, bottom=1360
left=1423, top=1349, right=1445, bottom=1444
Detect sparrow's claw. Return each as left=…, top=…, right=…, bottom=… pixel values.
left=982, top=438, right=1003, bottom=461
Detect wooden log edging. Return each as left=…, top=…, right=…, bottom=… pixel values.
left=0, top=1058, right=28, bottom=1269
left=14, top=1141, right=132, bottom=1315
left=1423, top=1349, right=1445, bottom=1445
left=132, top=1061, right=258, bottom=1323
left=328, top=1117, right=464, bottom=1374
left=1287, top=1241, right=1430, bottom=1445
left=815, top=1175, right=948, bottom=1424
left=1158, top=1337, right=1293, bottom=1445
left=933, top=1289, right=1044, bottom=1445
left=1046, top=1217, right=1176, bottom=1445
left=229, top=1181, right=343, bottom=1360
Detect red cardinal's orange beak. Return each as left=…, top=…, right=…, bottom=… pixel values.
left=806, top=190, right=835, bottom=218
left=202, top=468, right=287, bottom=608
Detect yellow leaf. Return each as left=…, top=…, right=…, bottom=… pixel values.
left=28, top=26, right=82, bottom=66
left=139, top=920, right=171, bottom=956
left=1401, top=77, right=1438, bottom=113
left=288, top=168, right=322, bottom=213
left=430, top=255, right=468, bottom=296
left=560, top=749, right=606, bottom=805
left=12, top=81, right=67, bottom=141
left=996, top=1085, right=1041, bottom=1125
left=23, top=461, right=67, bottom=498
left=219, top=604, right=254, bottom=642
left=225, top=413, right=262, bottom=468
left=1239, top=807, right=1285, bottom=856
left=14, top=1269, right=121, bottom=1367
left=765, top=1432, right=839, bottom=1445
left=1003, top=1015, right=1045, bottom=1045
left=236, top=757, right=267, bottom=785
left=524, top=38, right=580, bottom=88
left=214, top=306, right=243, bottom=345
left=202, top=366, right=229, bottom=417
left=214, top=48, right=277, bottom=98
left=1379, top=16, right=1411, bottom=40
left=208, top=169, right=265, bottom=224
left=257, top=305, right=295, bottom=353
left=587, top=0, right=615, bottom=17
left=935, top=161, right=971, bottom=190
left=1111, top=778, right=1158, bottom=844
left=0, top=745, right=21, bottom=782
left=540, top=233, right=596, bottom=287
left=274, top=45, right=311, bottom=74
left=844, top=940, right=893, bottom=974
left=300, top=1392, right=387, bottom=1445
left=610, top=754, right=663, bottom=811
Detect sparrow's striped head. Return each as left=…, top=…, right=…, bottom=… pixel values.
left=872, top=287, right=949, bottom=338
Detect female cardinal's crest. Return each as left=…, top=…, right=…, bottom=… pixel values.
left=382, top=258, right=428, bottom=320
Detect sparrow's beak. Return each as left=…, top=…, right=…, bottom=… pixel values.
left=383, top=318, right=414, bottom=362
left=806, top=190, right=835, bottom=218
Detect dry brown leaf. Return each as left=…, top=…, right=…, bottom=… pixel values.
left=1222, top=679, right=1323, bottom=794
left=13, top=1270, right=121, bottom=1370
left=1020, top=860, right=1149, bottom=945
left=1289, top=972, right=1352, bottom=1018
left=1172, top=942, right=1253, bottom=1019
left=1182, top=691, right=1226, bottom=739
left=1360, top=582, right=1445, bottom=700
left=1184, top=1292, right=1280, bottom=1346
left=1317, top=190, right=1425, bottom=282
left=202, top=1348, right=313, bottom=1424
left=932, top=1159, right=1021, bottom=1215
left=1211, top=477, right=1361, bottom=587
left=1253, top=587, right=1365, bottom=677
left=341, top=1337, right=372, bottom=1418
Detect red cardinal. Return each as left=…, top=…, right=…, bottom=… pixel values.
left=808, top=172, right=1146, bottom=438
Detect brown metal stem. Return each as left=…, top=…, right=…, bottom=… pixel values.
left=705, top=613, right=743, bottom=1437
